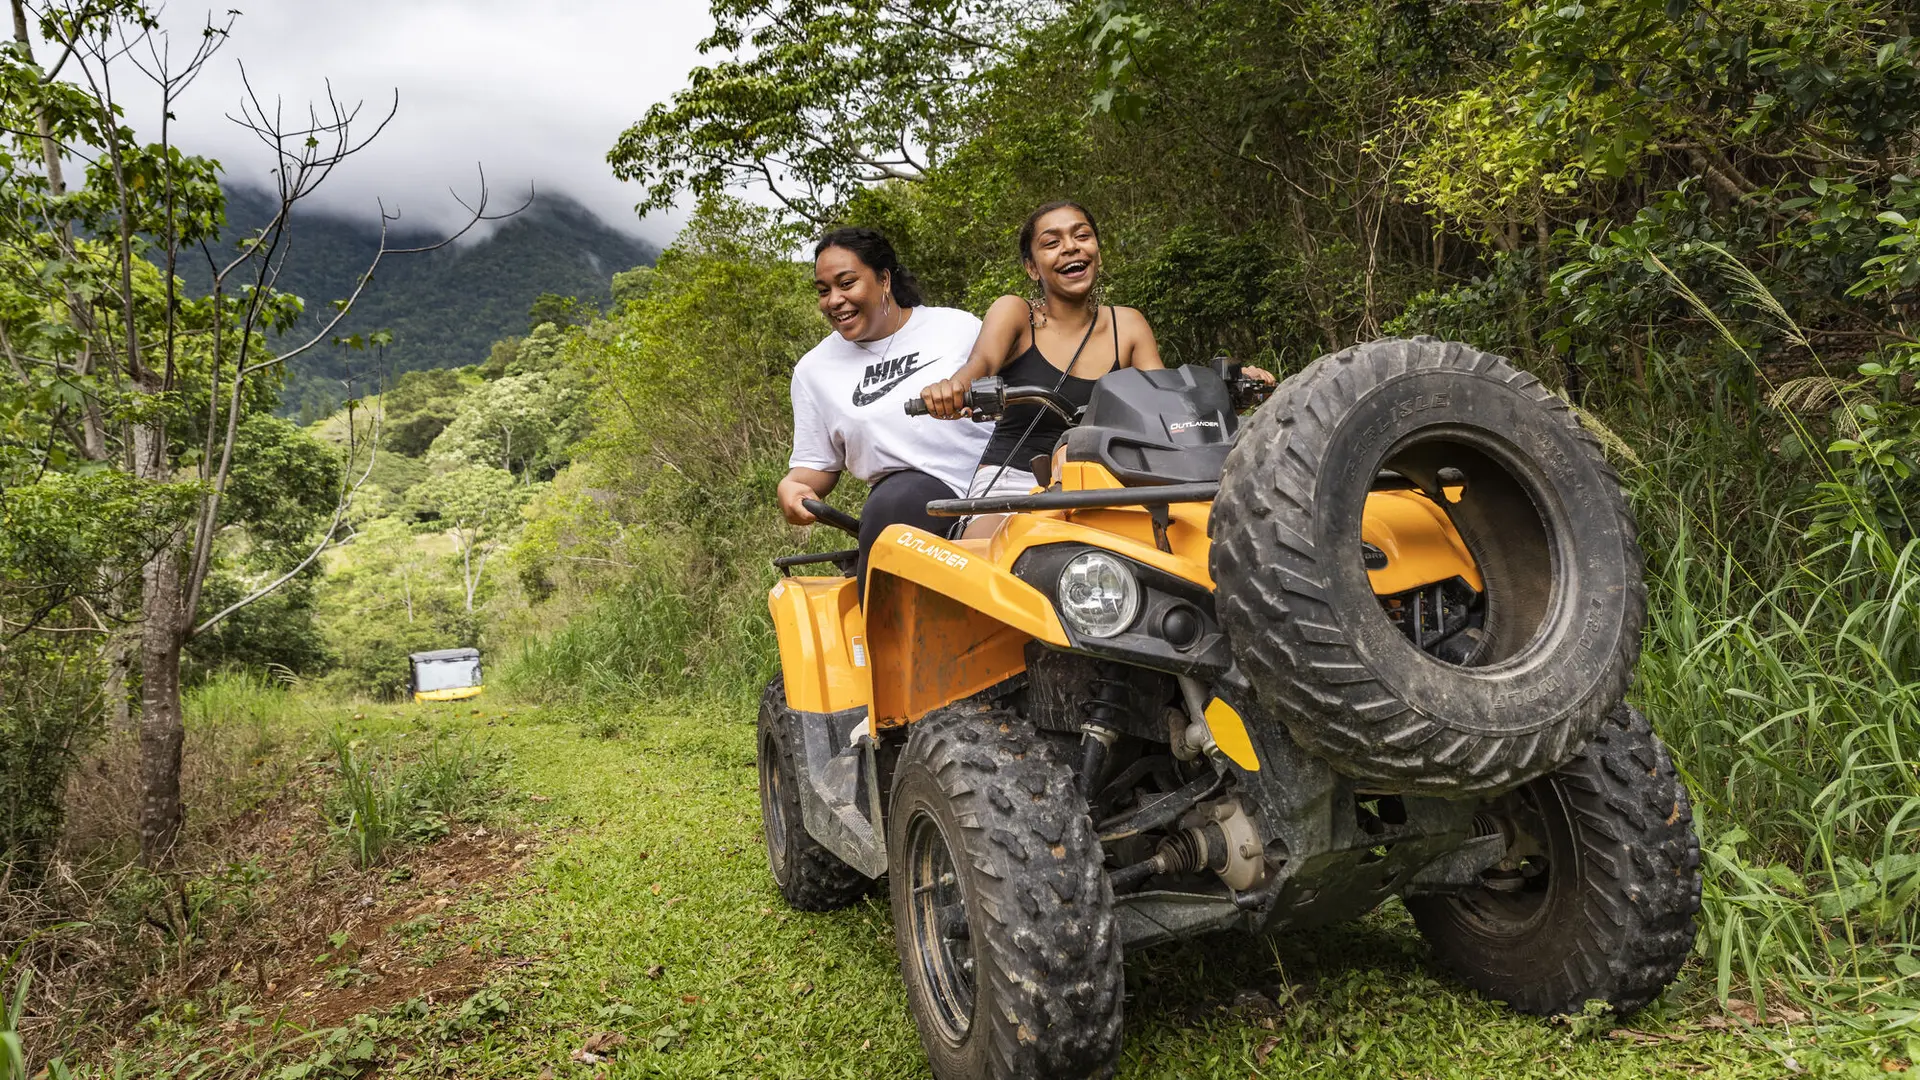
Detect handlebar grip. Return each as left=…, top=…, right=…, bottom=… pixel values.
left=903, top=396, right=931, bottom=416
left=801, top=498, right=863, bottom=538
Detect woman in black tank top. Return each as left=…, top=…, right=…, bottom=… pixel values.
left=911, top=200, right=1274, bottom=536
left=977, top=301, right=1120, bottom=469
left=915, top=202, right=1167, bottom=484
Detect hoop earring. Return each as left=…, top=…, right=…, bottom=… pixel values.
left=880, top=294, right=893, bottom=325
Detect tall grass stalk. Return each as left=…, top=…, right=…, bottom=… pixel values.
left=185, top=670, right=293, bottom=762
left=1628, top=419, right=1920, bottom=1022
left=0, top=968, right=25, bottom=1080
left=326, top=732, right=404, bottom=869
left=501, top=544, right=780, bottom=708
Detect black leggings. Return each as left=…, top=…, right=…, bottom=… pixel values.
left=857, top=469, right=959, bottom=600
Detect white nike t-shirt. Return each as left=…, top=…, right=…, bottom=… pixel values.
left=789, top=305, right=991, bottom=497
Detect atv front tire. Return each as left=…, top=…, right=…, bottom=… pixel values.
left=1212, top=336, right=1645, bottom=795
left=1405, top=703, right=1701, bottom=1015
left=888, top=707, right=1122, bottom=1080
left=757, top=676, right=870, bottom=911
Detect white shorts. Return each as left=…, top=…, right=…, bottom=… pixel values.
left=967, top=465, right=1040, bottom=499
left=956, top=465, right=1041, bottom=535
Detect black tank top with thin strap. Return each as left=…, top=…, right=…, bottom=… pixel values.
left=979, top=306, right=1119, bottom=469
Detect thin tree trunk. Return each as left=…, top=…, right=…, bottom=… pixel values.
left=102, top=626, right=135, bottom=731
left=460, top=532, right=477, bottom=612
left=12, top=1, right=109, bottom=460
left=10, top=2, right=67, bottom=199
left=134, top=421, right=186, bottom=864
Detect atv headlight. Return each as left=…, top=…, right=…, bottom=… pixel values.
left=1057, top=551, right=1140, bottom=639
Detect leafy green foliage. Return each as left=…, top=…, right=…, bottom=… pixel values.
left=500, top=198, right=831, bottom=704
left=607, top=0, right=1048, bottom=223
left=378, top=369, right=477, bottom=457
left=0, top=470, right=196, bottom=870
left=312, top=517, right=475, bottom=700
left=412, top=466, right=531, bottom=613
left=323, top=729, right=503, bottom=868
left=525, top=292, right=588, bottom=331
left=426, top=371, right=578, bottom=482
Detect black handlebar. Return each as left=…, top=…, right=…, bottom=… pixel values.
left=801, top=498, right=862, bottom=538
left=904, top=376, right=1080, bottom=423
left=906, top=367, right=1271, bottom=422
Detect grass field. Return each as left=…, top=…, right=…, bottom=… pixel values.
left=84, top=695, right=1898, bottom=1079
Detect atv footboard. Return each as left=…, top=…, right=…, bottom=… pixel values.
left=786, top=703, right=888, bottom=878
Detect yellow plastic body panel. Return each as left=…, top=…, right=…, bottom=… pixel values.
left=765, top=463, right=1482, bottom=729
left=1362, top=489, right=1483, bottom=595
left=1204, top=698, right=1259, bottom=772
left=1013, top=461, right=1215, bottom=586
left=864, top=526, right=1067, bottom=727
left=768, top=575, right=871, bottom=715
left=414, top=686, right=482, bottom=703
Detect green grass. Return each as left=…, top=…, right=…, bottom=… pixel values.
left=1624, top=438, right=1920, bottom=1019
left=96, top=696, right=1906, bottom=1080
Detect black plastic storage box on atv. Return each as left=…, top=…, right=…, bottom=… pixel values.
left=758, top=338, right=1702, bottom=1080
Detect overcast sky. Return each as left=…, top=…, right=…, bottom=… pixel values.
left=109, top=1, right=718, bottom=243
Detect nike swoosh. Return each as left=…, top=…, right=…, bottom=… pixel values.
left=851, top=358, right=935, bottom=407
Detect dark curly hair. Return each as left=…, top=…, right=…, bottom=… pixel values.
left=813, top=227, right=925, bottom=308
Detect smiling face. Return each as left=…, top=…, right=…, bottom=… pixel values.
left=1024, top=207, right=1101, bottom=302
left=814, top=245, right=893, bottom=341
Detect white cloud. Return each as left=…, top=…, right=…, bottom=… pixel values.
left=102, top=0, right=717, bottom=243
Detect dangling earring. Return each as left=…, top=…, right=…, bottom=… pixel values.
left=1088, top=277, right=1109, bottom=312
left=1029, top=279, right=1048, bottom=323
left=880, top=293, right=893, bottom=325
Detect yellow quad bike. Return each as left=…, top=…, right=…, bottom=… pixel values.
left=759, top=337, right=1700, bottom=1080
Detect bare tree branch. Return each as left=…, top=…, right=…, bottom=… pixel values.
left=190, top=402, right=381, bottom=639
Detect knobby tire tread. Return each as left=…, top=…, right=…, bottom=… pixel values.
left=1212, top=336, right=1647, bottom=794
left=1407, top=704, right=1702, bottom=1015
left=759, top=676, right=870, bottom=912
left=891, top=707, right=1123, bottom=1080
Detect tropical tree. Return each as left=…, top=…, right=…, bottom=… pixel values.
left=0, top=0, right=511, bottom=863
left=607, top=0, right=1048, bottom=223
left=415, top=465, right=528, bottom=612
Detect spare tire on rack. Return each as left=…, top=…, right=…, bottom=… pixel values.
left=1211, top=337, right=1644, bottom=796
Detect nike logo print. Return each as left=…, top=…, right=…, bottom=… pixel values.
left=851, top=355, right=933, bottom=407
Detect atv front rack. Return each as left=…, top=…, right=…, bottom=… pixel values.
left=924, top=481, right=1220, bottom=517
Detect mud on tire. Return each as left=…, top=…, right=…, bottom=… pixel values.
left=757, top=676, right=870, bottom=911
left=1212, top=336, right=1646, bottom=795
left=888, top=707, right=1123, bottom=1080
left=1405, top=703, right=1702, bottom=1015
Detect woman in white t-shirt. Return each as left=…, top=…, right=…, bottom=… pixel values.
left=778, top=227, right=991, bottom=595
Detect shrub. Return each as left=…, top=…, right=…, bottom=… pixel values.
left=323, top=730, right=505, bottom=867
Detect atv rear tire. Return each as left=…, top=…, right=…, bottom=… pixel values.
left=888, top=707, right=1122, bottom=1080
left=757, top=676, right=870, bottom=911
left=1405, top=703, right=1701, bottom=1015
left=1212, top=336, right=1645, bottom=795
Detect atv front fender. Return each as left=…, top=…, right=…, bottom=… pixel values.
left=769, top=575, right=870, bottom=715
left=864, top=525, right=1068, bottom=729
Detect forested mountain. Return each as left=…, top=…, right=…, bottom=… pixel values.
left=196, top=187, right=656, bottom=420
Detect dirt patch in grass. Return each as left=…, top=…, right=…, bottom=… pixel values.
left=17, top=719, right=540, bottom=1069
left=247, top=825, right=537, bottom=1029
